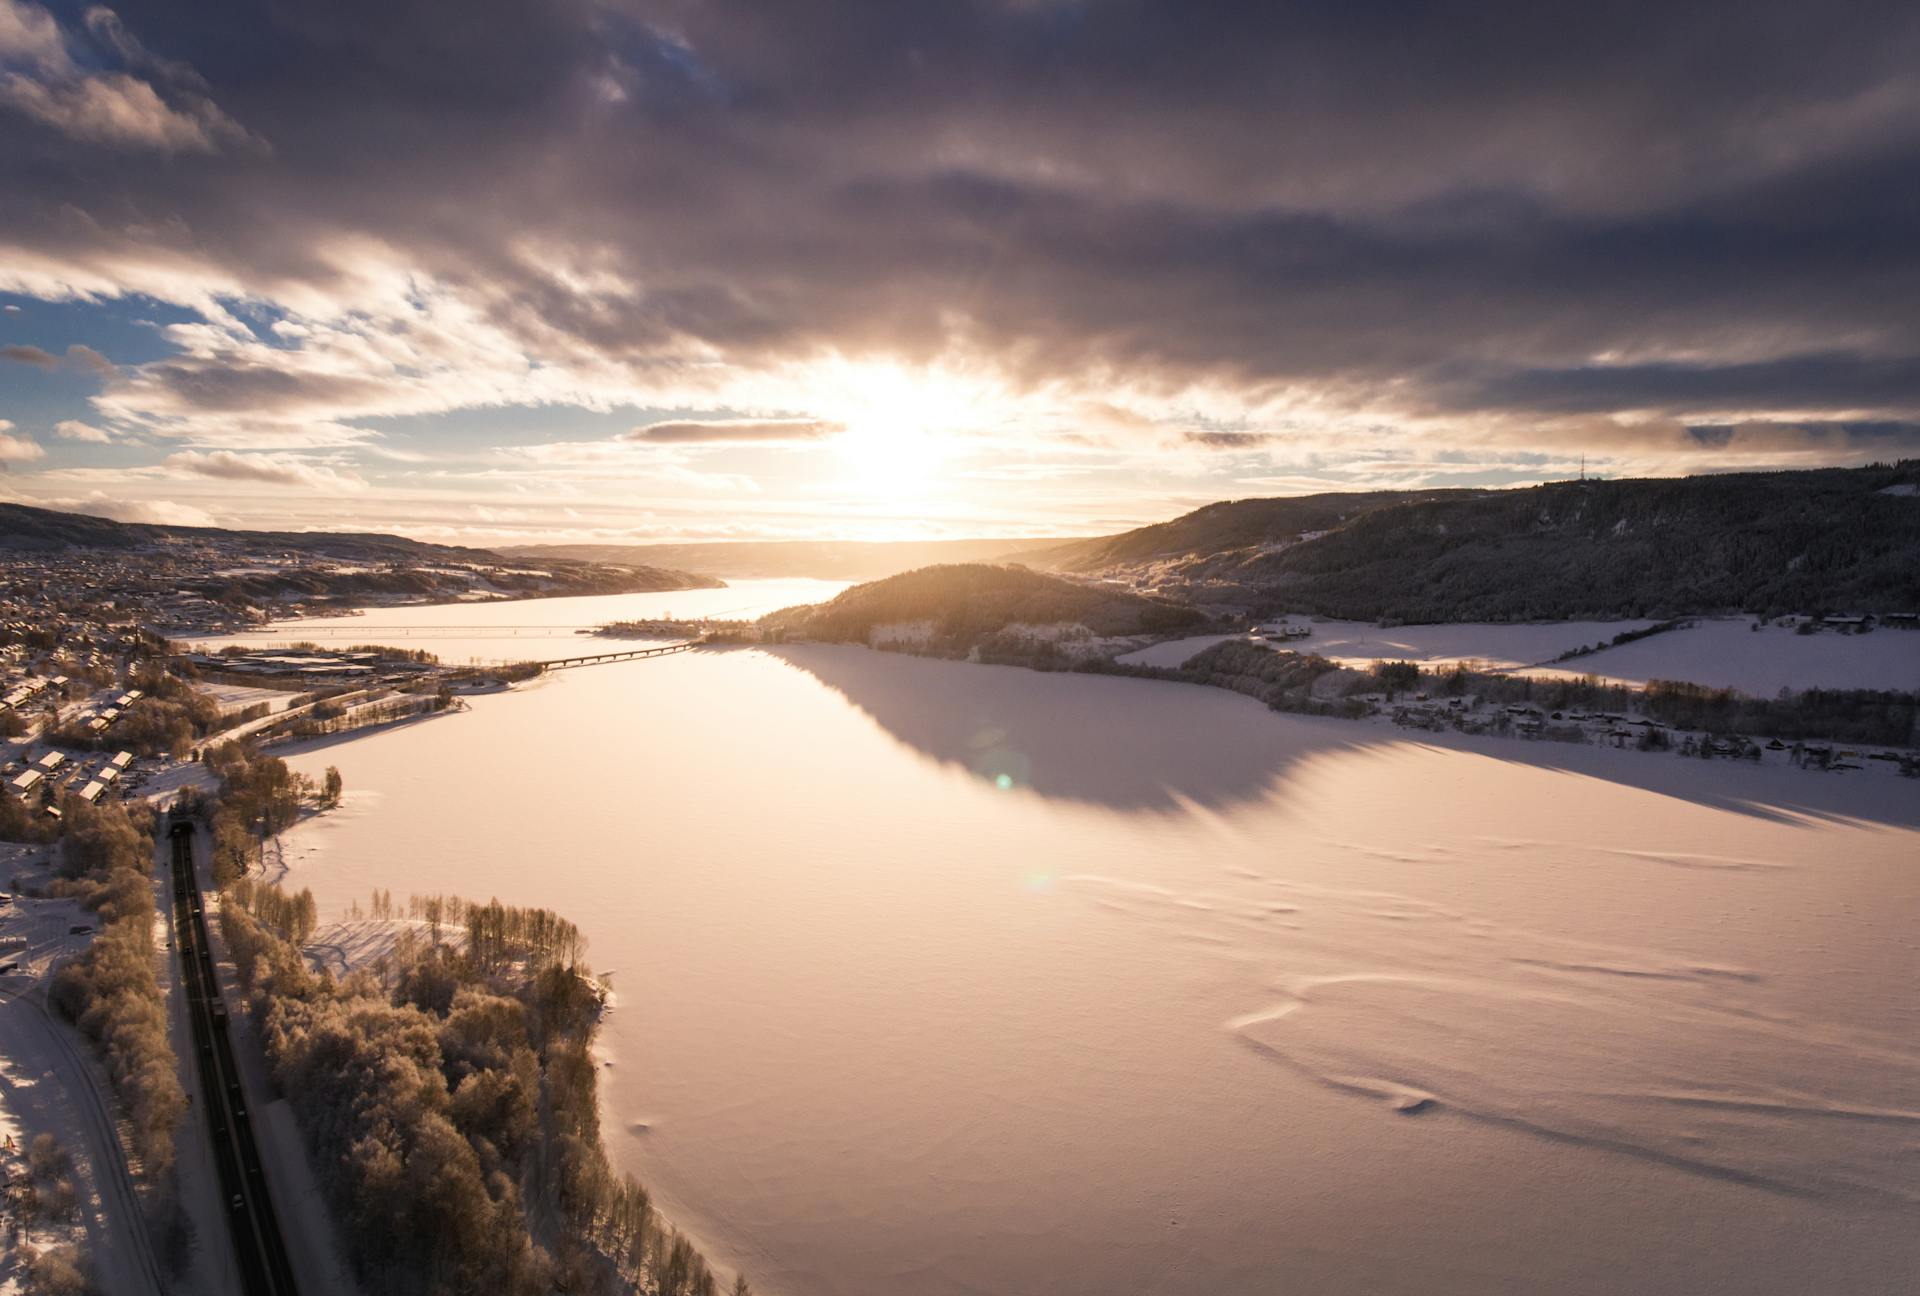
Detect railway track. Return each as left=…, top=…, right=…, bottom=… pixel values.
left=168, top=816, right=302, bottom=1296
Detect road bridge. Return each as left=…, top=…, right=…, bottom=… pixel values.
left=541, top=641, right=698, bottom=670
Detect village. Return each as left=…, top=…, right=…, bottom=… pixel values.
left=0, top=623, right=523, bottom=844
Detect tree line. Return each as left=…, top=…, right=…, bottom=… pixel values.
left=1060, top=639, right=1918, bottom=752
left=219, top=875, right=745, bottom=1296
left=42, top=799, right=192, bottom=1272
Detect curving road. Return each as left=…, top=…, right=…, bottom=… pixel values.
left=0, top=979, right=166, bottom=1296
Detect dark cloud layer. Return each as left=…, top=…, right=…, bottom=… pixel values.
left=4, top=0, right=1919, bottom=447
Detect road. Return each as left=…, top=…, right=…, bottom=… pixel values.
left=169, top=817, right=302, bottom=1296
left=0, top=979, right=166, bottom=1296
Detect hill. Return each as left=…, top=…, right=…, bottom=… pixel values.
left=507, top=537, right=1072, bottom=581
left=0, top=500, right=721, bottom=607
left=0, top=500, right=495, bottom=562
left=1020, top=463, right=1920, bottom=621
left=759, top=564, right=1204, bottom=650
left=1016, top=490, right=1453, bottom=573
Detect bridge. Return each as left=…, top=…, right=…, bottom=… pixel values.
left=541, top=641, right=698, bottom=670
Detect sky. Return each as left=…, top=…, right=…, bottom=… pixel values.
left=1, top=0, right=1918, bottom=546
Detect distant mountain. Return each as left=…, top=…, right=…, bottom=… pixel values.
left=1018, top=463, right=1920, bottom=621
left=0, top=501, right=720, bottom=599
left=760, top=563, right=1204, bottom=647
left=506, top=537, right=1072, bottom=582
left=0, top=500, right=495, bottom=562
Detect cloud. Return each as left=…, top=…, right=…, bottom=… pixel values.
left=0, top=0, right=256, bottom=153
left=0, top=0, right=1915, bottom=485
left=1450, top=354, right=1920, bottom=419
left=39, top=491, right=217, bottom=527
left=0, top=421, right=44, bottom=461
left=163, top=450, right=363, bottom=490
left=1680, top=420, right=1920, bottom=453
left=64, top=343, right=112, bottom=374
left=1183, top=430, right=1272, bottom=449
left=622, top=418, right=842, bottom=444
left=1, top=342, right=114, bottom=373
left=53, top=419, right=111, bottom=442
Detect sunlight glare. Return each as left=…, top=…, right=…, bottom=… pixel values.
left=814, top=360, right=1002, bottom=496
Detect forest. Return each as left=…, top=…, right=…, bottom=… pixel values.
left=42, top=799, right=192, bottom=1266
left=196, top=742, right=317, bottom=887
left=220, top=876, right=742, bottom=1296
left=760, top=562, right=1204, bottom=649
left=186, top=744, right=739, bottom=1295
left=1026, top=462, right=1920, bottom=621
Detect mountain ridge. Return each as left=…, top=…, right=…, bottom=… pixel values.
left=1016, top=463, right=1920, bottom=621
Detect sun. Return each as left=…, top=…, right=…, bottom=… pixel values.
left=809, top=359, right=999, bottom=497
left=837, top=413, right=947, bottom=496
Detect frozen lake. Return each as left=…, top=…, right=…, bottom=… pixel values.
left=262, top=602, right=1920, bottom=1296
left=183, top=578, right=849, bottom=665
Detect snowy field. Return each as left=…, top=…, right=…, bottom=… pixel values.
left=1117, top=619, right=1658, bottom=671
left=1526, top=619, right=1920, bottom=694
left=1120, top=617, right=1920, bottom=696
left=199, top=682, right=303, bottom=715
